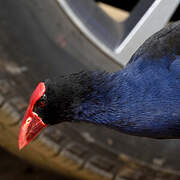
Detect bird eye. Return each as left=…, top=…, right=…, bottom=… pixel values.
left=38, top=101, right=45, bottom=108
left=33, top=94, right=47, bottom=113
left=38, top=94, right=47, bottom=108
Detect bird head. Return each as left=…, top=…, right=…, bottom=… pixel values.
left=18, top=73, right=94, bottom=150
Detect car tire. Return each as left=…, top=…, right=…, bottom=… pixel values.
left=0, top=1, right=180, bottom=180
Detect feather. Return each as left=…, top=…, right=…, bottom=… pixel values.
left=129, top=21, right=180, bottom=63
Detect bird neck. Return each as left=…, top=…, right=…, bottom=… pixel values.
left=71, top=67, right=180, bottom=139
left=47, top=68, right=180, bottom=139
left=71, top=70, right=145, bottom=136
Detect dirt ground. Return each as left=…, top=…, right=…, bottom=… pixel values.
left=0, top=147, right=71, bottom=180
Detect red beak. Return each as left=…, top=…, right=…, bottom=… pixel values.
left=18, top=82, right=47, bottom=150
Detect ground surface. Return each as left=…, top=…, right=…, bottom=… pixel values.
left=0, top=147, right=72, bottom=180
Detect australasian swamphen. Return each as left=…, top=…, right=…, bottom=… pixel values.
left=19, top=21, right=180, bottom=150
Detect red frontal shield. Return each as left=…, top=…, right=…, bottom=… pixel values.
left=18, top=82, right=48, bottom=150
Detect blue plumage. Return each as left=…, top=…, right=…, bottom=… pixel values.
left=72, top=21, right=180, bottom=139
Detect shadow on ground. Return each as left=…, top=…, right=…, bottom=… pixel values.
left=0, top=147, right=72, bottom=180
